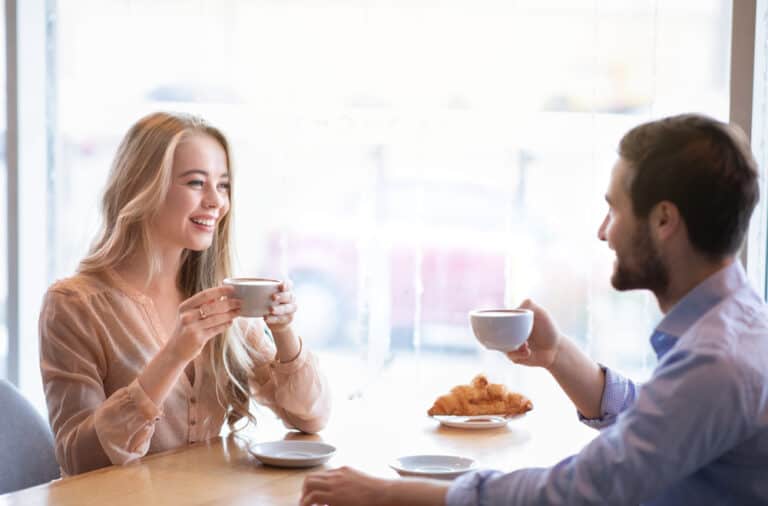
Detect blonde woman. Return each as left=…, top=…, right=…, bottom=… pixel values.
left=39, top=112, right=330, bottom=476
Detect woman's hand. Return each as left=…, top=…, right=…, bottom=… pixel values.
left=168, top=285, right=241, bottom=363
left=264, top=280, right=297, bottom=332
left=505, top=298, right=563, bottom=370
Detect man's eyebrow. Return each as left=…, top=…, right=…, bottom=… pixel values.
left=178, top=169, right=229, bottom=178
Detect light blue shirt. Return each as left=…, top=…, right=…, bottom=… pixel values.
left=447, top=261, right=768, bottom=505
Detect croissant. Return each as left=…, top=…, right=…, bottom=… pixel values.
left=427, top=374, right=533, bottom=416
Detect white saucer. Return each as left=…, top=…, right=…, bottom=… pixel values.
left=248, top=441, right=336, bottom=468
left=431, top=414, right=523, bottom=429
left=390, top=455, right=477, bottom=480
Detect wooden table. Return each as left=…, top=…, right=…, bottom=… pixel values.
left=0, top=391, right=596, bottom=506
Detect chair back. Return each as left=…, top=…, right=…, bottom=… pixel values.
left=0, top=379, right=60, bottom=494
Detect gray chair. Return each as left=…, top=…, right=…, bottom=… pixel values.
left=0, top=379, right=60, bottom=494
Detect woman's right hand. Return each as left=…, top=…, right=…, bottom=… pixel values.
left=168, top=286, right=241, bottom=363
left=505, top=298, right=563, bottom=370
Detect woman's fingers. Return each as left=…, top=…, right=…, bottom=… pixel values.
left=272, top=291, right=295, bottom=304
left=179, top=285, right=235, bottom=311
left=270, top=302, right=297, bottom=316
left=265, top=314, right=292, bottom=326
left=197, top=309, right=238, bottom=330
left=206, top=320, right=235, bottom=337
left=199, top=298, right=241, bottom=319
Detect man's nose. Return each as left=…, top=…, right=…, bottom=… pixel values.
left=597, top=214, right=608, bottom=241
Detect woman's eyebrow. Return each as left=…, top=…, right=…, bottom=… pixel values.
left=178, top=169, right=229, bottom=178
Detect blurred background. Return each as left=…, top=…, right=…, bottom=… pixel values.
left=0, top=0, right=747, bottom=419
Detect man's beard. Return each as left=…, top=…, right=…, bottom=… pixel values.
left=611, top=222, right=669, bottom=294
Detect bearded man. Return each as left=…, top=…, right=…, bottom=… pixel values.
left=301, top=114, right=768, bottom=506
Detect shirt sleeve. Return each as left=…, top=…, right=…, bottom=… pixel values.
left=39, top=289, right=163, bottom=475
left=241, top=320, right=331, bottom=434
left=577, top=365, right=639, bottom=429
left=447, top=348, right=757, bottom=505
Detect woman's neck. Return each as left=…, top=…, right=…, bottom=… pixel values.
left=114, top=247, right=184, bottom=298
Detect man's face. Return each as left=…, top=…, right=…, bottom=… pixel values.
left=597, top=159, right=669, bottom=293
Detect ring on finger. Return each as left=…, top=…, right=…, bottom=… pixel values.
left=199, top=305, right=208, bottom=319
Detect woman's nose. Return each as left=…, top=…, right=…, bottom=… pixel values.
left=203, top=187, right=224, bottom=209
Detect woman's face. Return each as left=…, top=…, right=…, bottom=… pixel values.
left=151, top=133, right=230, bottom=253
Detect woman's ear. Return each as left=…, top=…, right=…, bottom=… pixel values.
left=650, top=201, right=681, bottom=240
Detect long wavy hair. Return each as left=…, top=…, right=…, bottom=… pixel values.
left=79, top=111, right=255, bottom=429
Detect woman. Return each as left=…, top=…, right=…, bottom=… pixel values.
left=39, top=112, right=330, bottom=476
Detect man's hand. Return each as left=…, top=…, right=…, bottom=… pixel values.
left=505, top=298, right=563, bottom=370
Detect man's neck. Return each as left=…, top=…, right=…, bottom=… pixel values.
left=655, top=256, right=734, bottom=313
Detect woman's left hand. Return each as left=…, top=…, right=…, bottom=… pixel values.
left=265, top=280, right=297, bottom=331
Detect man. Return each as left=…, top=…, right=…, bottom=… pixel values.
left=300, top=114, right=768, bottom=505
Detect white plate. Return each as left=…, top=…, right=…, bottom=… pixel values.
left=248, top=440, right=336, bottom=468
left=431, top=414, right=523, bottom=429
left=390, top=455, right=477, bottom=480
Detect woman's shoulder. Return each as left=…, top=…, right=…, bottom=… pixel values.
left=46, top=271, right=116, bottom=301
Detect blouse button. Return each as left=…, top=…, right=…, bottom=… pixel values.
left=190, top=397, right=197, bottom=404
left=190, top=419, right=197, bottom=426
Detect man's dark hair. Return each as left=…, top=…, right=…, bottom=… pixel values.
left=619, top=113, right=759, bottom=259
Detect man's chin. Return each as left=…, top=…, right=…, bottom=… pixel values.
left=611, top=268, right=640, bottom=291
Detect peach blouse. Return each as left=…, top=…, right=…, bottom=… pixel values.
left=39, top=271, right=331, bottom=476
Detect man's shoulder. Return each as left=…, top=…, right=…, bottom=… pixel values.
left=680, top=285, right=768, bottom=369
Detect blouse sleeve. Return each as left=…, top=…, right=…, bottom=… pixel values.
left=240, top=320, right=331, bottom=434
left=39, top=288, right=163, bottom=475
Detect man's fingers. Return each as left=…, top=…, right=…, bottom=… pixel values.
left=300, top=490, right=330, bottom=506
left=518, top=298, right=534, bottom=310
left=506, top=343, right=531, bottom=362
left=303, top=474, right=332, bottom=492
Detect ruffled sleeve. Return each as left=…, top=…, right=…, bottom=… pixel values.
left=239, top=320, right=331, bottom=433
left=39, top=287, right=163, bottom=475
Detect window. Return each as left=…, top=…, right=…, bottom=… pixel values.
left=45, top=1, right=732, bottom=406
left=0, top=6, right=7, bottom=381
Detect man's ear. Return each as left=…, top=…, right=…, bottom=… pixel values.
left=650, top=201, right=681, bottom=240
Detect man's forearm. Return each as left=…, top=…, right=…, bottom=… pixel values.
left=548, top=337, right=606, bottom=418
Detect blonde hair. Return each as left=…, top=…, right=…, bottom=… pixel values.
left=80, top=111, right=256, bottom=429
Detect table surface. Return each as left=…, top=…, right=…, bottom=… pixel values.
left=1, top=356, right=599, bottom=506
left=0, top=402, right=596, bottom=505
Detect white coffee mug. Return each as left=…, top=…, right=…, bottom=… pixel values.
left=223, top=277, right=281, bottom=318
left=469, top=308, right=533, bottom=352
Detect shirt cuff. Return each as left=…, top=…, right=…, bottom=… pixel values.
left=577, top=365, right=631, bottom=429
left=446, top=469, right=503, bottom=506
left=127, top=378, right=163, bottom=422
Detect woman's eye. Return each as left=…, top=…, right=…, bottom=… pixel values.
left=218, top=182, right=231, bottom=192
left=187, top=180, right=204, bottom=188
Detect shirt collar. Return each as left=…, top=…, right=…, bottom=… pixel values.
left=651, top=261, right=747, bottom=357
